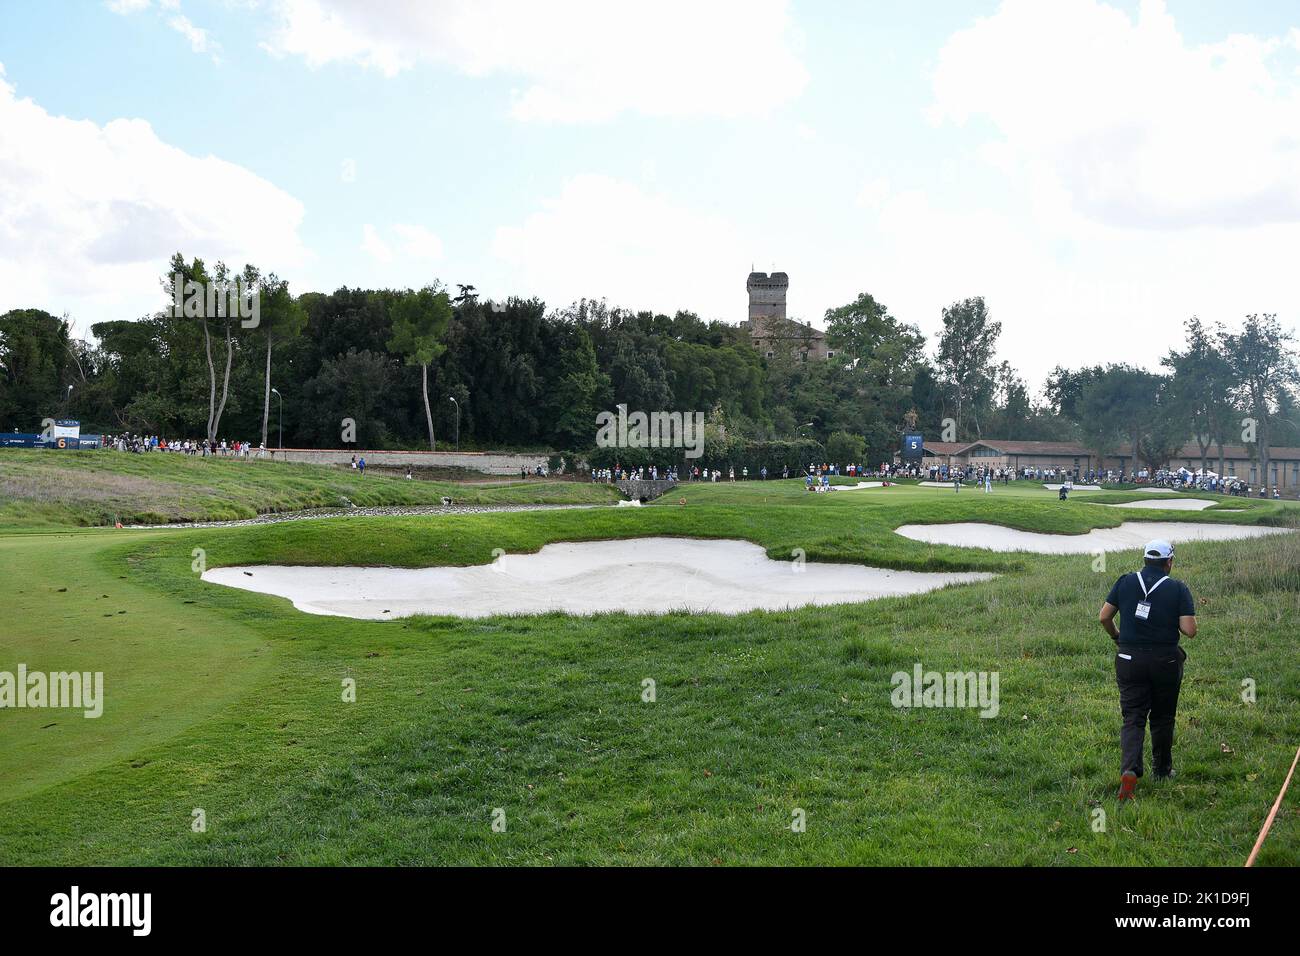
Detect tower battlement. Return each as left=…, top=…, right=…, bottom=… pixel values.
left=746, top=271, right=788, bottom=321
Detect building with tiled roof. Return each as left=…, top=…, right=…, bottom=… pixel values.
left=908, top=437, right=1300, bottom=489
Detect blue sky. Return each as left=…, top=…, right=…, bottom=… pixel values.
left=2, top=0, right=1298, bottom=388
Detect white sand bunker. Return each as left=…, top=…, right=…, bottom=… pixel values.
left=201, top=537, right=994, bottom=619
left=1076, top=486, right=1180, bottom=494
left=894, top=520, right=1290, bottom=554
left=832, top=481, right=884, bottom=491
left=1104, top=498, right=1218, bottom=511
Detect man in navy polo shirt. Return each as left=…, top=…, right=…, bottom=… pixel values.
left=1098, top=539, right=1198, bottom=800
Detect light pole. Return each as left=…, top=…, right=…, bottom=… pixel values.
left=449, top=396, right=459, bottom=453
left=271, top=387, right=283, bottom=450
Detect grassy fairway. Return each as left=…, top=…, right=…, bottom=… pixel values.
left=0, top=532, right=271, bottom=802
left=0, top=479, right=1296, bottom=865
left=0, top=449, right=620, bottom=529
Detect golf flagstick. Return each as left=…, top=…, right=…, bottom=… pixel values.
left=1245, top=742, right=1300, bottom=867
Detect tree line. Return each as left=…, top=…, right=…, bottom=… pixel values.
left=2, top=254, right=1297, bottom=470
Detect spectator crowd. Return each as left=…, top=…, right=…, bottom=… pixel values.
left=102, top=433, right=265, bottom=457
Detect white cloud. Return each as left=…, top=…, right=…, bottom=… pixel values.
left=107, top=0, right=184, bottom=14
left=262, top=0, right=808, bottom=122
left=0, top=67, right=309, bottom=333
left=898, top=0, right=1300, bottom=387
left=855, top=176, right=890, bottom=210
left=852, top=175, right=1300, bottom=390
left=360, top=224, right=392, bottom=263
left=391, top=224, right=443, bottom=261
left=931, top=0, right=1300, bottom=229
left=361, top=223, right=443, bottom=265
left=168, top=15, right=219, bottom=61
left=492, top=174, right=747, bottom=317
left=107, top=0, right=221, bottom=62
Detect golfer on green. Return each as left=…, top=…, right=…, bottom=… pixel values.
left=1098, top=539, right=1197, bottom=800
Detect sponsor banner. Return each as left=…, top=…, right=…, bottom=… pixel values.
left=0, top=434, right=102, bottom=449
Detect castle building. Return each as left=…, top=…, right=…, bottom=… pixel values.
left=742, top=271, right=831, bottom=361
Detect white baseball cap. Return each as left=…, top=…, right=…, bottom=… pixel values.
left=1144, top=539, right=1175, bottom=559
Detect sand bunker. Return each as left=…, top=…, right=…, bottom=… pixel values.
left=201, top=537, right=994, bottom=619
left=894, top=520, right=1289, bottom=554
left=1104, top=498, right=1218, bottom=511
left=832, top=481, right=884, bottom=491
left=1047, top=485, right=1180, bottom=494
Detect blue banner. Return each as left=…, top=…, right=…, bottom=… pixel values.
left=0, top=433, right=102, bottom=449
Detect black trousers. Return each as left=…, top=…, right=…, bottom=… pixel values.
left=1115, top=645, right=1186, bottom=776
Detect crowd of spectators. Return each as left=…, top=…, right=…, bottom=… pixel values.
left=89, top=435, right=1293, bottom=499
left=584, top=457, right=1292, bottom=499
left=102, top=433, right=265, bottom=457
left=592, top=464, right=681, bottom=482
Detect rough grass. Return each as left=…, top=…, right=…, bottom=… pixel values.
left=0, top=449, right=620, bottom=529
left=0, top=479, right=1296, bottom=865
left=1224, top=525, right=1300, bottom=594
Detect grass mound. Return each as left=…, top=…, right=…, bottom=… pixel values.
left=0, top=449, right=620, bottom=529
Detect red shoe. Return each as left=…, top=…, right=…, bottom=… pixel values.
left=1118, top=771, right=1137, bottom=801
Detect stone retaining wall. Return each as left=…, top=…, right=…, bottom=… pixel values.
left=616, top=479, right=678, bottom=501
left=269, top=448, right=550, bottom=476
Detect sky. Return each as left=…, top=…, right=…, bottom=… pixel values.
left=1, top=0, right=1298, bottom=391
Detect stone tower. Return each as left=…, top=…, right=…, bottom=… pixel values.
left=747, top=271, right=788, bottom=322
left=744, top=269, right=830, bottom=361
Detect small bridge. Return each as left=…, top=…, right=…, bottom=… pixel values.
left=616, top=479, right=678, bottom=502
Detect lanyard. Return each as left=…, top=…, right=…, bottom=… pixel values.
left=1135, top=572, right=1169, bottom=600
